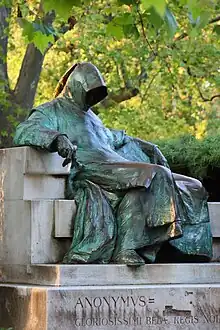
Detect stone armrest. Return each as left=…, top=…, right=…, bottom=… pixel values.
left=0, top=146, right=70, bottom=200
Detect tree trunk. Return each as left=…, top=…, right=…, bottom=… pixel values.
left=14, top=43, right=45, bottom=110
left=0, top=5, right=12, bottom=148
left=0, top=5, right=10, bottom=90
left=14, top=11, right=56, bottom=110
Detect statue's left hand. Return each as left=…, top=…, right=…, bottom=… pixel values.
left=54, top=135, right=78, bottom=167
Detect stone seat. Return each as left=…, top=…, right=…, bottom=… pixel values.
left=1, top=146, right=220, bottom=266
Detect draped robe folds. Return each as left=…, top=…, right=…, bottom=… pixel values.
left=14, top=95, right=213, bottom=264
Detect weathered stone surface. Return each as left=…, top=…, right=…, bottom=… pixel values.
left=0, top=148, right=26, bottom=200
left=0, top=200, right=70, bottom=266
left=0, top=147, right=68, bottom=200
left=24, top=147, right=71, bottom=175
left=31, top=200, right=70, bottom=263
left=23, top=175, right=65, bottom=200
left=0, top=200, right=31, bottom=265
left=208, top=203, right=220, bottom=238
left=213, top=238, right=220, bottom=262
left=1, top=263, right=220, bottom=286
left=0, top=284, right=47, bottom=330
left=55, top=200, right=77, bottom=237
left=1, top=283, right=220, bottom=330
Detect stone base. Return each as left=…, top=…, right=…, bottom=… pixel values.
left=1, top=263, right=220, bottom=286
left=1, top=283, right=220, bottom=330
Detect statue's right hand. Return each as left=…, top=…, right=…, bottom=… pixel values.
left=55, top=135, right=77, bottom=167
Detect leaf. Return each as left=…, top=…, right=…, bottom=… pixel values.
left=146, top=6, right=164, bottom=29
left=42, top=0, right=81, bottom=20
left=1, top=130, right=8, bottom=137
left=33, top=20, right=56, bottom=36
left=106, top=22, right=124, bottom=39
left=114, top=13, right=134, bottom=25
left=187, top=0, right=202, bottom=21
left=214, top=76, right=220, bottom=87
left=196, top=11, right=210, bottom=29
left=141, top=0, right=166, bottom=17
left=32, top=31, right=54, bottom=54
left=189, top=27, right=199, bottom=38
left=117, top=0, right=135, bottom=5
left=189, top=10, right=210, bottom=29
left=18, top=18, right=35, bottom=42
left=123, top=24, right=139, bottom=38
left=0, top=0, right=13, bottom=7
left=213, top=25, right=220, bottom=35
left=164, top=7, right=178, bottom=37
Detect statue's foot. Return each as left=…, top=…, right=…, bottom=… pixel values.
left=113, top=250, right=145, bottom=266
left=62, top=254, right=88, bottom=264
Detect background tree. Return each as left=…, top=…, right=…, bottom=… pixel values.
left=0, top=0, right=219, bottom=147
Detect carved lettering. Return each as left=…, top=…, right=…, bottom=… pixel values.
left=74, top=295, right=155, bottom=309
left=72, top=295, right=219, bottom=328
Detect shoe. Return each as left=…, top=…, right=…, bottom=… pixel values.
left=62, top=253, right=87, bottom=264
left=113, top=250, right=145, bottom=266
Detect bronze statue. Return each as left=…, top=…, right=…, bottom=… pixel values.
left=14, top=62, right=212, bottom=265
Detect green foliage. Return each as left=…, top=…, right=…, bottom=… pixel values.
left=141, top=0, right=166, bottom=17
left=157, top=135, right=220, bottom=179
left=5, top=0, right=217, bottom=53
left=42, top=0, right=82, bottom=19
left=1, top=0, right=219, bottom=149
left=99, top=100, right=192, bottom=140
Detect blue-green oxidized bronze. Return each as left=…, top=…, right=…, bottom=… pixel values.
left=14, top=62, right=212, bottom=265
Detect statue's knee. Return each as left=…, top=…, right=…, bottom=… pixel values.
left=188, top=177, right=203, bottom=189
left=174, top=173, right=203, bottom=190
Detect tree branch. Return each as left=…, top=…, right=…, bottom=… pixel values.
left=141, top=70, right=160, bottom=103
left=209, top=15, right=220, bottom=24
left=185, top=64, right=220, bottom=102
left=136, top=7, right=157, bottom=56
left=120, top=61, right=133, bottom=89
left=196, top=81, right=220, bottom=102
left=93, top=87, right=139, bottom=112
left=174, top=15, right=220, bottom=42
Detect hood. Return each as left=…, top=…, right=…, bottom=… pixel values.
left=58, top=62, right=108, bottom=111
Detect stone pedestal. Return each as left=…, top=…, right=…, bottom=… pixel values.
left=1, top=278, right=220, bottom=329
left=0, top=147, right=220, bottom=329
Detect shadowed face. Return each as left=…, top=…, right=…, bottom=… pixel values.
left=86, top=86, right=108, bottom=107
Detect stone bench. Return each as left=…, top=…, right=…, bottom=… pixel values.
left=1, top=146, right=219, bottom=266
left=1, top=147, right=220, bottom=330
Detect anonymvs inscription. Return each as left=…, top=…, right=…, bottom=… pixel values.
left=72, top=295, right=220, bottom=328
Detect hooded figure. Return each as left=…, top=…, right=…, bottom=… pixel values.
left=14, top=62, right=212, bottom=265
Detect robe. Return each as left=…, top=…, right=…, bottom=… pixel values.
left=13, top=94, right=213, bottom=264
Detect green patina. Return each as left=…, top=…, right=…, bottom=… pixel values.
left=14, top=62, right=212, bottom=265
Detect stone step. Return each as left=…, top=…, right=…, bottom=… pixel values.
left=0, top=282, right=220, bottom=330
left=1, top=263, right=219, bottom=287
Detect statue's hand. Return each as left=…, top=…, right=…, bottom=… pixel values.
left=55, top=135, right=77, bottom=167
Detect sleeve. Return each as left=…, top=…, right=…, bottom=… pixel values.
left=129, top=137, right=170, bottom=168
left=109, top=129, right=126, bottom=149
left=13, top=109, right=64, bottom=152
